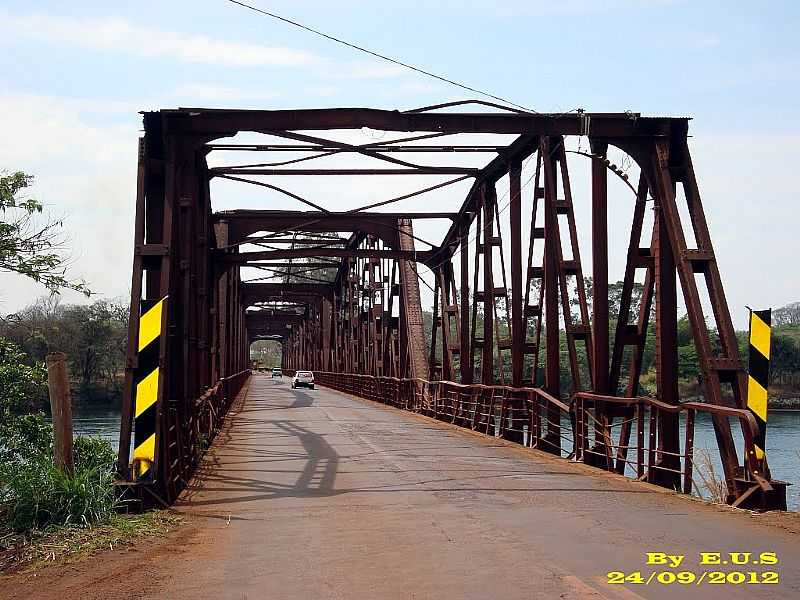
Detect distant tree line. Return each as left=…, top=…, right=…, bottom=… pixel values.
left=251, top=339, right=282, bottom=369
left=0, top=296, right=128, bottom=406
left=422, top=282, right=800, bottom=400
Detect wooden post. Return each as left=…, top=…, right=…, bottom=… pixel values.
left=46, top=352, right=74, bottom=475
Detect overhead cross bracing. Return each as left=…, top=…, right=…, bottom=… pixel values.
left=117, top=101, right=787, bottom=510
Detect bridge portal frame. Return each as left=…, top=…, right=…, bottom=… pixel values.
left=117, top=104, right=783, bottom=509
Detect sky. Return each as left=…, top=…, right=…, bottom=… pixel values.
left=0, top=0, right=798, bottom=329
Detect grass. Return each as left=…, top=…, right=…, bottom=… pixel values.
left=0, top=434, right=119, bottom=532
left=0, top=510, right=182, bottom=573
left=692, top=448, right=728, bottom=504
left=0, top=421, right=183, bottom=574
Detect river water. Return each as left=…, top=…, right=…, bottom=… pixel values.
left=73, top=404, right=800, bottom=511
left=72, top=403, right=122, bottom=449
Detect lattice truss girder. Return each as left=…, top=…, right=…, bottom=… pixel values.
left=117, top=102, right=775, bottom=507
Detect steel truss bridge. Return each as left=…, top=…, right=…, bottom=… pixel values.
left=117, top=102, right=786, bottom=511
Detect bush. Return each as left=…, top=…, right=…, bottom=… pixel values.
left=0, top=434, right=118, bottom=532
left=0, top=413, right=53, bottom=467
left=73, top=436, right=116, bottom=472
left=0, top=337, right=47, bottom=419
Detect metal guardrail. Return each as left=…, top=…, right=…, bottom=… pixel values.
left=300, top=371, right=574, bottom=459
left=192, top=369, right=251, bottom=453
left=573, top=392, right=771, bottom=497
left=290, top=371, right=772, bottom=503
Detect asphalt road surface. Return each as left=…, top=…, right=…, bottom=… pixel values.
left=5, top=373, right=799, bottom=599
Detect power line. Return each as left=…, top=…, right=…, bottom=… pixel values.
left=224, top=0, right=537, bottom=113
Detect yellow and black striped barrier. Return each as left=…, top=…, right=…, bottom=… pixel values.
left=746, top=309, right=771, bottom=460
left=132, top=296, right=167, bottom=479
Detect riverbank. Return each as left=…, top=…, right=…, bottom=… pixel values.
left=770, top=398, right=800, bottom=410
left=0, top=511, right=181, bottom=574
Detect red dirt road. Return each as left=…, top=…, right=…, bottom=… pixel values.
left=2, top=374, right=799, bottom=599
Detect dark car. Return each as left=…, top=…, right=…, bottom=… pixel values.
left=291, top=370, right=315, bottom=389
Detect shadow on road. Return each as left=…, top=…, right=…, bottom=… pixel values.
left=181, top=385, right=340, bottom=508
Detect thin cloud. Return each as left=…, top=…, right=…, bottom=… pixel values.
left=171, top=84, right=281, bottom=103
left=435, top=0, right=678, bottom=17
left=0, top=11, right=320, bottom=68
left=693, top=34, right=721, bottom=49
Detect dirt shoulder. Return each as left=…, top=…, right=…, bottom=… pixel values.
left=0, top=512, right=191, bottom=600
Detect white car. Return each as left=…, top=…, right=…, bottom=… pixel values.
left=291, top=370, right=315, bottom=390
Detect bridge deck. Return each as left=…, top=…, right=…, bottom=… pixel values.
left=9, top=374, right=799, bottom=599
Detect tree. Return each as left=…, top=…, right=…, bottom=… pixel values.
left=773, top=302, right=800, bottom=327
left=0, top=170, right=89, bottom=295
left=580, top=277, right=653, bottom=323
left=250, top=339, right=282, bottom=368
left=771, top=334, right=800, bottom=386
left=0, top=337, right=47, bottom=421
left=0, top=297, right=129, bottom=401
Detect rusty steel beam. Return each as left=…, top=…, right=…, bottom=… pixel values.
left=215, top=210, right=456, bottom=246
left=225, top=247, right=435, bottom=263
left=208, top=143, right=507, bottom=153
left=160, top=108, right=680, bottom=137
left=245, top=261, right=342, bottom=268
left=117, top=105, right=785, bottom=511
left=242, top=283, right=334, bottom=306
left=216, top=209, right=458, bottom=220
left=211, top=167, right=479, bottom=176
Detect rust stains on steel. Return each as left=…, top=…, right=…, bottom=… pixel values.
left=116, top=105, right=786, bottom=511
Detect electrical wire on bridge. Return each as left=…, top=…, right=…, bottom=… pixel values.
left=223, top=0, right=538, bottom=114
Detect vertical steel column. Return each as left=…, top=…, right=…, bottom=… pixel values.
left=542, top=139, right=561, bottom=448
left=118, top=138, right=147, bottom=478
left=652, top=177, right=681, bottom=489
left=649, top=137, right=742, bottom=496
left=321, top=296, right=331, bottom=371
left=482, top=186, right=496, bottom=385
left=459, top=220, right=472, bottom=384
left=590, top=142, right=611, bottom=466
left=428, top=272, right=441, bottom=379
left=590, top=142, right=610, bottom=394
left=397, top=219, right=428, bottom=379
left=509, top=160, right=524, bottom=387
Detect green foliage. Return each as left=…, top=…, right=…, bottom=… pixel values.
left=770, top=332, right=800, bottom=386
left=250, top=339, right=282, bottom=369
left=0, top=337, right=47, bottom=419
left=0, top=451, right=117, bottom=532
left=0, top=339, right=118, bottom=534
left=420, top=291, right=800, bottom=400
left=1, top=510, right=182, bottom=572
left=72, top=436, right=117, bottom=472
left=1, top=297, right=128, bottom=402
left=774, top=302, right=800, bottom=327
left=0, top=337, right=52, bottom=473
left=0, top=414, right=53, bottom=468
left=677, top=345, right=701, bottom=381
left=0, top=169, right=90, bottom=296
left=0, top=430, right=117, bottom=533
left=0, top=172, right=37, bottom=212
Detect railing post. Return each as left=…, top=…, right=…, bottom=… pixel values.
left=637, top=400, right=645, bottom=479
left=575, top=396, right=583, bottom=462
left=684, top=408, right=695, bottom=494
left=647, top=406, right=658, bottom=481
